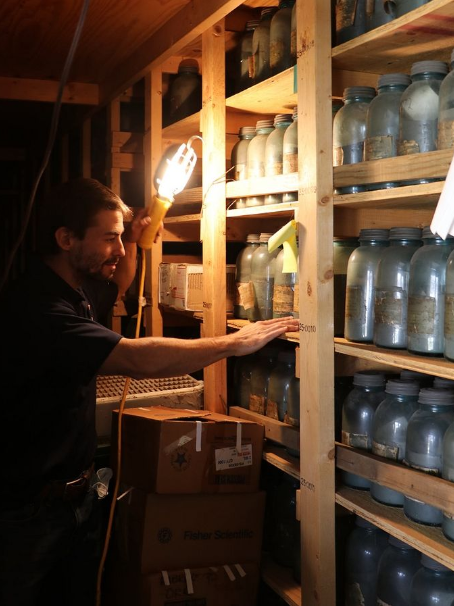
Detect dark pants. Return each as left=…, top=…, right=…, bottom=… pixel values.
left=0, top=486, right=103, bottom=606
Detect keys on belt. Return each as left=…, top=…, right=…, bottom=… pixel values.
left=41, top=463, right=95, bottom=502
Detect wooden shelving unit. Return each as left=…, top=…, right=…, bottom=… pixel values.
left=227, top=318, right=300, bottom=343
left=263, top=443, right=300, bottom=481
left=261, top=556, right=301, bottom=606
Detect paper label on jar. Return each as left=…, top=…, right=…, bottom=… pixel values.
left=248, top=55, right=255, bottom=80
left=345, top=285, right=366, bottom=321
left=284, top=152, right=298, bottom=174
left=372, top=440, right=399, bottom=461
left=270, top=40, right=285, bottom=70
left=342, top=430, right=369, bottom=449
left=266, top=399, right=279, bottom=420
left=403, top=459, right=440, bottom=476
left=374, top=291, right=404, bottom=326
left=336, top=0, right=358, bottom=31
left=215, top=444, right=252, bottom=471
left=438, top=120, right=454, bottom=149
left=284, top=412, right=299, bottom=427
left=364, top=135, right=394, bottom=160
left=407, top=296, right=436, bottom=334
left=444, top=295, right=454, bottom=336
left=333, top=146, right=344, bottom=167
left=273, top=285, right=294, bottom=314
left=249, top=394, right=265, bottom=415
left=293, top=284, right=299, bottom=312
left=345, top=582, right=365, bottom=606
left=377, top=599, right=392, bottom=606
left=266, top=162, right=283, bottom=176
left=237, top=281, right=255, bottom=310
left=398, top=139, right=420, bottom=155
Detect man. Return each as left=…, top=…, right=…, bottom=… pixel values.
left=0, top=178, right=298, bottom=605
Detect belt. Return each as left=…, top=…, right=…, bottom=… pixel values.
left=41, top=463, right=95, bottom=502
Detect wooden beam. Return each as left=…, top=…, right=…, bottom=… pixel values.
left=201, top=21, right=227, bottom=415
left=99, top=0, right=245, bottom=105
left=82, top=118, right=91, bottom=178
left=0, top=76, right=99, bottom=105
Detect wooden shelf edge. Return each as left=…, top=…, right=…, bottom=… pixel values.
left=229, top=406, right=300, bottom=453
left=263, top=442, right=300, bottom=480
left=226, top=174, right=299, bottom=199
left=227, top=319, right=299, bottom=343
left=261, top=556, right=301, bottom=606
left=334, top=181, right=443, bottom=209
left=164, top=214, right=201, bottom=225
left=227, top=201, right=298, bottom=219
left=334, top=338, right=454, bottom=380
left=336, top=487, right=454, bottom=570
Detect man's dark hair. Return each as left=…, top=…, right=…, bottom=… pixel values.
left=37, top=178, right=132, bottom=256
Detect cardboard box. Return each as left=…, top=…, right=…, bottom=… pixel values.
left=158, top=263, right=175, bottom=306
left=112, top=406, right=264, bottom=493
left=106, top=561, right=259, bottom=606
left=115, top=490, right=265, bottom=573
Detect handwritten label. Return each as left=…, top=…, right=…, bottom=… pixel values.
left=301, top=477, right=315, bottom=492
left=299, top=322, right=317, bottom=333
left=215, top=444, right=252, bottom=471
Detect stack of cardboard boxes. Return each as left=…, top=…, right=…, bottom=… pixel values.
left=108, top=406, right=266, bottom=605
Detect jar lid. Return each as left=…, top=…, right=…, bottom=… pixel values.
left=239, top=126, right=256, bottom=136
left=433, top=377, right=454, bottom=390
left=292, top=106, right=298, bottom=119
left=355, top=516, right=376, bottom=529
left=421, top=554, right=451, bottom=571
left=353, top=371, right=386, bottom=388
left=274, top=113, right=293, bottom=126
left=388, top=535, right=415, bottom=550
left=342, top=86, right=376, bottom=101
left=378, top=73, right=411, bottom=88
left=178, top=59, right=200, bottom=74
left=400, top=369, right=432, bottom=385
left=359, top=228, right=389, bottom=241
left=256, top=119, right=274, bottom=130
left=388, top=227, right=422, bottom=240
left=333, top=237, right=359, bottom=244
left=259, top=233, right=273, bottom=242
left=261, top=7, right=278, bottom=18
left=279, top=0, right=296, bottom=8
left=418, top=388, right=454, bottom=405
left=277, top=351, right=295, bottom=364
left=385, top=379, right=420, bottom=397
left=245, top=20, right=260, bottom=30
left=246, top=233, right=260, bottom=242
left=411, top=60, right=448, bottom=76
left=421, top=225, right=454, bottom=241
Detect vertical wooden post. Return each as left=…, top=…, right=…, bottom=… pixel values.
left=201, top=21, right=227, bottom=414
left=61, top=133, right=69, bottom=182
left=82, top=118, right=91, bottom=178
left=296, top=0, right=336, bottom=603
left=106, top=100, right=121, bottom=193
left=144, top=68, right=164, bottom=336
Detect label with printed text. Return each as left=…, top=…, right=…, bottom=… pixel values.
left=215, top=444, right=252, bottom=471
left=342, top=430, right=368, bottom=449
left=445, top=295, right=454, bottom=336
left=408, top=296, right=436, bottom=334
left=345, top=285, right=366, bottom=321
left=266, top=400, right=279, bottom=420
left=249, top=394, right=265, bottom=415
left=237, top=281, right=255, bottom=310
left=364, top=134, right=394, bottom=160
left=273, top=285, right=294, bottom=314
left=438, top=120, right=454, bottom=149
left=372, top=440, right=399, bottom=461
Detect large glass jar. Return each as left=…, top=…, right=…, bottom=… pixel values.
left=366, top=0, right=395, bottom=31
left=373, top=227, right=422, bottom=348
left=442, top=419, right=454, bottom=540
left=376, top=536, right=421, bottom=606
left=231, top=126, right=256, bottom=209
left=365, top=73, right=411, bottom=189
left=333, top=237, right=358, bottom=337
left=404, top=388, right=454, bottom=525
left=233, top=354, right=256, bottom=409
left=438, top=49, right=454, bottom=150
left=333, top=86, right=376, bottom=194
left=235, top=20, right=260, bottom=93
left=251, top=8, right=278, bottom=85
left=249, top=345, right=279, bottom=415
left=370, top=379, right=420, bottom=506
left=336, top=0, right=367, bottom=45
left=168, top=60, right=202, bottom=124
left=267, top=350, right=296, bottom=421
left=272, top=475, right=299, bottom=567
left=407, top=226, right=454, bottom=355
left=265, top=113, right=293, bottom=204
left=444, top=246, right=454, bottom=361
left=246, top=119, right=275, bottom=207
left=344, top=516, right=389, bottom=606
left=270, top=0, right=295, bottom=76
left=395, top=0, right=432, bottom=18
left=273, top=246, right=297, bottom=318
left=345, top=228, right=389, bottom=342
left=234, top=233, right=260, bottom=319
left=283, top=106, right=298, bottom=203
left=341, top=371, right=386, bottom=490
left=398, top=61, right=448, bottom=160
left=410, top=555, right=454, bottom=606
left=286, top=375, right=300, bottom=427
left=249, top=233, right=280, bottom=321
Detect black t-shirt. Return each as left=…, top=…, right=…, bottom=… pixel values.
left=0, top=256, right=122, bottom=505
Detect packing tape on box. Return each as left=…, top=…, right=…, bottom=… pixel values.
left=224, top=565, right=236, bottom=581
left=184, top=569, right=194, bottom=594
left=163, top=426, right=202, bottom=456
left=236, top=422, right=242, bottom=452
left=196, top=420, right=202, bottom=452
left=235, top=564, right=247, bottom=578
left=162, top=571, right=170, bottom=586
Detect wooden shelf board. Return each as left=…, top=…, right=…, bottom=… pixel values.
left=226, top=174, right=299, bottom=199
left=334, top=181, right=443, bottom=209
left=336, top=487, right=454, bottom=570
left=162, top=113, right=201, bottom=142
left=227, top=202, right=298, bottom=219
left=332, top=0, right=454, bottom=74
left=164, top=214, right=201, bottom=225
left=227, top=318, right=300, bottom=343
left=334, top=338, right=454, bottom=380
left=261, top=556, right=301, bottom=606
left=229, top=406, right=300, bottom=453
left=226, top=67, right=296, bottom=115
left=263, top=442, right=300, bottom=480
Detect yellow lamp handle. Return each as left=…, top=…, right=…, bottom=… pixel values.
left=138, top=196, right=172, bottom=250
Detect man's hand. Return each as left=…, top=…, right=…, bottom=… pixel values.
left=123, top=209, right=164, bottom=245
left=229, top=316, right=300, bottom=357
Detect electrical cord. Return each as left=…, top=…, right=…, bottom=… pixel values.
left=0, top=0, right=91, bottom=292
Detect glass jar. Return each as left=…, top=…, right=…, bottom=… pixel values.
left=370, top=379, right=420, bottom=506
left=287, top=375, right=300, bottom=427
left=231, top=126, right=256, bottom=209
left=444, top=246, right=454, bottom=361
left=273, top=246, right=297, bottom=318
left=249, top=233, right=280, bottom=321
left=267, top=350, right=296, bottom=421
left=400, top=369, right=433, bottom=386
left=366, top=0, right=395, bottom=31
left=438, top=49, right=454, bottom=150
left=290, top=3, right=297, bottom=65
left=272, top=475, right=299, bottom=567
left=341, top=371, right=386, bottom=489
left=233, top=354, right=256, bottom=409
left=365, top=73, right=411, bottom=189
left=443, top=419, right=454, bottom=540
left=407, top=226, right=454, bottom=355
left=376, top=536, right=421, bottom=606
left=246, top=119, right=275, bottom=207
left=434, top=377, right=454, bottom=390
left=235, top=20, right=260, bottom=93
left=409, top=555, right=454, bottom=606
left=404, top=388, right=454, bottom=525
left=398, top=61, right=448, bottom=162
left=336, top=0, right=367, bottom=45
left=344, top=516, right=389, bottom=606
left=345, top=228, right=389, bottom=342
left=234, top=233, right=260, bottom=319
left=283, top=106, right=298, bottom=203
left=373, top=227, right=422, bottom=349
left=270, top=0, right=295, bottom=76
left=249, top=345, right=279, bottom=415
left=251, top=8, right=278, bottom=85
left=265, top=113, right=293, bottom=204
left=395, top=0, right=431, bottom=18
left=333, top=237, right=358, bottom=337
left=168, top=60, right=202, bottom=124
left=333, top=86, right=376, bottom=194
